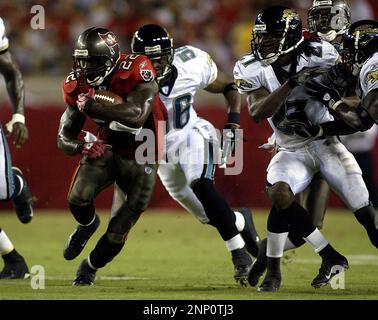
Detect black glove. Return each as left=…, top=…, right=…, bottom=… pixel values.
left=285, top=104, right=323, bottom=138
left=221, top=112, right=242, bottom=165
left=290, top=120, right=323, bottom=138
left=305, top=79, right=342, bottom=110
left=326, top=63, right=356, bottom=91
left=288, top=67, right=327, bottom=88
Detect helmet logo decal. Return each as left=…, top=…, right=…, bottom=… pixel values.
left=283, top=9, right=297, bottom=20
left=98, top=32, right=118, bottom=55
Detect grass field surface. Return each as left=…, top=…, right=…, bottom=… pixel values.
left=0, top=209, right=377, bottom=300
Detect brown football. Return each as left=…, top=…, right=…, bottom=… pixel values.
left=94, top=90, right=124, bottom=106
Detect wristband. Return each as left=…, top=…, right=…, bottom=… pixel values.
left=330, top=100, right=343, bottom=111
left=227, top=112, right=240, bottom=125
left=5, top=113, right=25, bottom=133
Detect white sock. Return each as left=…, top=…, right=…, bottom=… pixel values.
left=284, top=237, right=297, bottom=251
left=234, top=211, right=245, bottom=233
left=267, top=231, right=289, bottom=258
left=304, top=229, right=329, bottom=253
left=0, top=230, right=15, bottom=255
left=225, top=234, right=245, bottom=251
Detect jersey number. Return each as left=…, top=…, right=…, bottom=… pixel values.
left=176, top=47, right=196, bottom=62
left=174, top=94, right=192, bottom=129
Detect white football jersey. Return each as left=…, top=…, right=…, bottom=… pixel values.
left=234, top=40, right=338, bottom=149
left=0, top=18, right=9, bottom=52
left=159, top=45, right=218, bottom=135
left=358, top=52, right=378, bottom=99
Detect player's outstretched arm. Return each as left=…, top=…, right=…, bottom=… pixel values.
left=205, top=70, right=241, bottom=115
left=0, top=51, right=27, bottom=147
left=57, top=105, right=86, bottom=155
left=84, top=81, right=158, bottom=128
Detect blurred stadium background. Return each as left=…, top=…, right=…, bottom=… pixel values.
left=0, top=0, right=377, bottom=211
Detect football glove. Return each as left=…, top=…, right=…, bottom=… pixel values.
left=76, top=88, right=95, bottom=113
left=288, top=67, right=326, bottom=88
left=81, top=140, right=107, bottom=159
left=306, top=79, right=343, bottom=111
left=291, top=120, right=323, bottom=138
left=326, top=63, right=356, bottom=93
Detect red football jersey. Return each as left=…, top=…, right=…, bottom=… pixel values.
left=62, top=53, right=167, bottom=160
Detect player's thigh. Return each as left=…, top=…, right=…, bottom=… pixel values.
left=0, top=126, right=14, bottom=200
left=117, top=159, right=158, bottom=214
left=320, top=141, right=370, bottom=211
left=68, top=149, right=117, bottom=204
left=158, top=162, right=209, bottom=223
left=179, top=129, right=217, bottom=185
left=267, top=150, right=314, bottom=195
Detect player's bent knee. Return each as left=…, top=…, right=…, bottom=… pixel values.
left=67, top=180, right=96, bottom=206
left=267, top=182, right=294, bottom=210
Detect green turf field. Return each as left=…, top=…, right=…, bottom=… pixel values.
left=0, top=209, right=377, bottom=300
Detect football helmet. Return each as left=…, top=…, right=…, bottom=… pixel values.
left=73, top=27, right=120, bottom=86
left=308, top=0, right=351, bottom=42
left=251, top=5, right=304, bottom=65
left=341, top=20, right=378, bottom=75
left=131, top=24, right=174, bottom=82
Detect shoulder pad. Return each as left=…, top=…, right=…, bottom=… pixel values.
left=116, top=54, right=156, bottom=82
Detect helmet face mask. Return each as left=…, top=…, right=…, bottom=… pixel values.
left=251, top=6, right=304, bottom=65
left=341, top=20, right=378, bottom=75
left=73, top=56, right=114, bottom=86
left=308, top=0, right=351, bottom=42
left=131, top=24, right=174, bottom=82
left=72, top=27, right=120, bottom=86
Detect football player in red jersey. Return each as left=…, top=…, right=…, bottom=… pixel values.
left=58, top=27, right=167, bottom=285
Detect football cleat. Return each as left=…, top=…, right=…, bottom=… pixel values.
left=239, top=208, right=261, bottom=257
left=232, top=247, right=253, bottom=287
left=72, top=259, right=96, bottom=286
left=12, top=167, right=33, bottom=224
left=0, top=255, right=29, bottom=279
left=63, top=215, right=100, bottom=261
left=311, top=254, right=349, bottom=288
left=248, top=238, right=267, bottom=286
left=257, top=273, right=281, bottom=292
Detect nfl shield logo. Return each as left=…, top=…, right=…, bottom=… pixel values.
left=140, top=69, right=154, bottom=82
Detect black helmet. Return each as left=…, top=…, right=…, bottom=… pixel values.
left=251, top=5, right=304, bottom=64
left=341, top=20, right=378, bottom=74
left=131, top=24, right=174, bottom=82
left=308, top=0, right=351, bottom=42
left=73, top=27, right=120, bottom=86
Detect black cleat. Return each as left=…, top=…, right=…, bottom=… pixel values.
left=63, top=215, right=100, bottom=261
left=248, top=238, right=267, bottom=286
left=239, top=208, right=261, bottom=257
left=73, top=259, right=96, bottom=286
left=232, top=247, right=253, bottom=286
left=0, top=255, right=29, bottom=279
left=12, top=167, right=33, bottom=224
left=257, top=273, right=281, bottom=292
left=311, top=254, right=349, bottom=288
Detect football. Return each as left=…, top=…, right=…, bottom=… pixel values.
left=94, top=90, right=124, bottom=106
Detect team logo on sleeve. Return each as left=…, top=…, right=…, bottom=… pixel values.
left=366, top=68, right=378, bottom=84
left=140, top=69, right=154, bottom=82
left=235, top=79, right=253, bottom=91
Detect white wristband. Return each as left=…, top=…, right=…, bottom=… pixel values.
left=5, top=113, right=25, bottom=133
left=330, top=100, right=343, bottom=111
